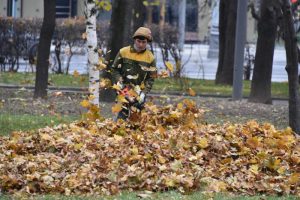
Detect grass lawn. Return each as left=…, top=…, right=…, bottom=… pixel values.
left=0, top=113, right=79, bottom=136
left=0, top=191, right=298, bottom=200
left=0, top=72, right=290, bottom=98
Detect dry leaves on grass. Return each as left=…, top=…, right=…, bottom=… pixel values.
left=0, top=99, right=299, bottom=196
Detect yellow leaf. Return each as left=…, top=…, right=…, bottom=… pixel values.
left=266, top=158, right=281, bottom=170
left=97, top=58, right=107, bottom=70
left=198, top=137, right=209, bottom=149
left=250, top=164, right=259, bottom=174
left=246, top=136, right=261, bottom=149
left=158, top=156, right=166, bottom=164
left=112, top=103, right=123, bottom=113
left=40, top=133, right=52, bottom=141
left=73, top=70, right=79, bottom=77
left=165, top=61, right=174, bottom=72
left=88, top=95, right=95, bottom=101
left=188, top=88, right=196, bottom=96
left=159, top=70, right=169, bottom=78
left=165, top=178, right=175, bottom=187
left=80, top=100, right=90, bottom=108
left=177, top=102, right=184, bottom=110
left=170, top=160, right=182, bottom=171
left=289, top=173, right=300, bottom=184
left=128, top=89, right=138, bottom=98
left=117, top=95, right=129, bottom=103
left=277, top=166, right=286, bottom=174
left=140, top=82, right=145, bottom=90
left=130, top=146, right=139, bottom=155
left=143, top=1, right=149, bottom=6
left=74, top=143, right=83, bottom=150
left=81, top=32, right=87, bottom=40
left=99, top=78, right=111, bottom=88
left=112, top=84, right=121, bottom=91
left=113, top=134, right=123, bottom=142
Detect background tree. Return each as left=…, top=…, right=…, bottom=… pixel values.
left=280, top=0, right=300, bottom=134
left=107, top=0, right=134, bottom=62
left=34, top=0, right=56, bottom=98
left=133, top=0, right=147, bottom=31
left=249, top=0, right=280, bottom=104
left=100, top=0, right=134, bottom=101
left=215, top=0, right=237, bottom=85
left=62, top=18, right=86, bottom=74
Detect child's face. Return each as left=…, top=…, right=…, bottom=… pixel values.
left=134, top=38, right=148, bottom=52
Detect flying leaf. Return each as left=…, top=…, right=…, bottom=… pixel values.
left=165, top=61, right=174, bottom=72
left=117, top=95, right=129, bottom=103
left=80, top=100, right=90, bottom=108
left=112, top=84, right=121, bottom=91
left=73, top=70, right=80, bottom=77
left=81, top=32, right=87, bottom=40
left=112, top=103, right=123, bottom=113
left=188, top=88, right=196, bottom=96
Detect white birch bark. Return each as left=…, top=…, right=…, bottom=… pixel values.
left=85, top=0, right=100, bottom=106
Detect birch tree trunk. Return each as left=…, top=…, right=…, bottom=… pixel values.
left=86, top=0, right=100, bottom=106
left=281, top=0, right=300, bottom=134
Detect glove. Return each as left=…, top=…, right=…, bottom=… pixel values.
left=138, top=91, right=145, bottom=104
left=132, top=85, right=146, bottom=104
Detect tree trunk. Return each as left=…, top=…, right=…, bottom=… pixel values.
left=215, top=0, right=237, bottom=85
left=146, top=5, right=153, bottom=25
left=55, top=41, right=62, bottom=74
left=281, top=0, right=300, bottom=134
left=178, top=0, right=186, bottom=51
left=132, top=0, right=146, bottom=32
left=86, top=0, right=100, bottom=106
left=101, top=0, right=134, bottom=102
left=197, top=0, right=210, bottom=42
left=249, top=0, right=278, bottom=104
left=108, top=0, right=134, bottom=62
left=34, top=0, right=56, bottom=98
left=65, top=52, right=73, bottom=75
left=159, top=0, right=166, bottom=40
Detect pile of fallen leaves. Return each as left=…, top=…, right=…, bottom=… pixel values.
left=0, top=99, right=299, bottom=196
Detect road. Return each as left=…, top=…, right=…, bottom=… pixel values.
left=16, top=44, right=293, bottom=82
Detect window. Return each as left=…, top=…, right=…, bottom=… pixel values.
left=56, top=0, right=77, bottom=18
left=7, top=0, right=13, bottom=16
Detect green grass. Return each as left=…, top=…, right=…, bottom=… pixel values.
left=0, top=113, right=79, bottom=136
left=0, top=191, right=298, bottom=200
left=0, top=72, right=87, bottom=87
left=0, top=72, right=290, bottom=98
left=153, top=78, right=289, bottom=98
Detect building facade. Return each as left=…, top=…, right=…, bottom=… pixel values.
left=0, top=0, right=84, bottom=18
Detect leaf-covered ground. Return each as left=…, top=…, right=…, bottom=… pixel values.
left=0, top=94, right=299, bottom=196
left=0, top=88, right=289, bottom=129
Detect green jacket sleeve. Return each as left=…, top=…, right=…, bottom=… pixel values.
left=144, top=59, right=157, bottom=93
left=111, top=52, right=123, bottom=84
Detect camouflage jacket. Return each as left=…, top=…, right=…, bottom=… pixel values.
left=111, top=45, right=157, bottom=93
